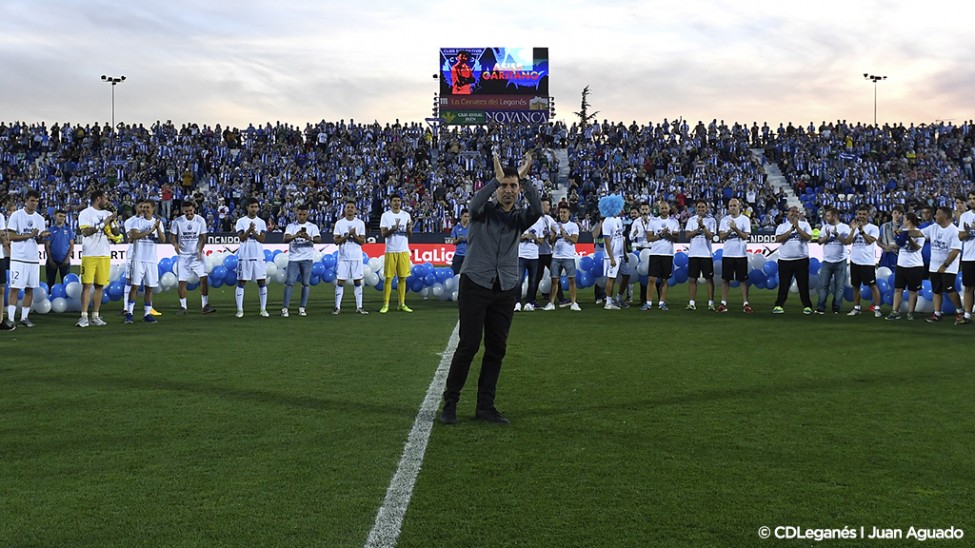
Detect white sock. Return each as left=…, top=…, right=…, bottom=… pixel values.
left=689, top=300, right=696, bottom=306
left=179, top=297, right=187, bottom=309
left=201, top=295, right=208, bottom=307
left=144, top=305, right=152, bottom=316
left=127, top=302, right=134, bottom=314
left=354, top=284, right=363, bottom=309
left=708, top=300, right=714, bottom=306
left=235, top=287, right=244, bottom=310
left=7, top=305, right=14, bottom=322
left=258, top=286, right=267, bottom=310
left=123, top=285, right=131, bottom=310
left=21, top=308, right=29, bottom=321
left=335, top=285, right=344, bottom=308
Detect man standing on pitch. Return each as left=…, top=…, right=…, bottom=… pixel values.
left=441, top=152, right=539, bottom=425
left=77, top=190, right=120, bottom=327
left=6, top=190, right=50, bottom=328
left=379, top=195, right=414, bottom=314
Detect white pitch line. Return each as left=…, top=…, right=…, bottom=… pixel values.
left=364, top=321, right=460, bottom=548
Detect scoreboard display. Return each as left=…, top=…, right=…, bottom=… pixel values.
left=439, top=47, right=550, bottom=125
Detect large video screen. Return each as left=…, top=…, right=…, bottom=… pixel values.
left=439, top=47, right=548, bottom=96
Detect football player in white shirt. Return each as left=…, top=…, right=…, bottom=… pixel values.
left=684, top=199, right=717, bottom=311
left=887, top=212, right=925, bottom=320
left=628, top=202, right=653, bottom=309
left=645, top=201, right=680, bottom=311
left=122, top=199, right=165, bottom=324
left=379, top=195, right=414, bottom=314
left=542, top=203, right=581, bottom=311
left=281, top=204, right=322, bottom=317
left=0, top=208, right=11, bottom=330
left=920, top=206, right=963, bottom=323
left=814, top=207, right=851, bottom=314
left=955, top=191, right=975, bottom=324
left=840, top=205, right=883, bottom=317
left=333, top=200, right=369, bottom=315
left=6, top=190, right=50, bottom=328
left=772, top=206, right=814, bottom=314
left=171, top=201, right=215, bottom=314
left=717, top=198, right=753, bottom=313
left=601, top=211, right=626, bottom=310
left=234, top=198, right=269, bottom=317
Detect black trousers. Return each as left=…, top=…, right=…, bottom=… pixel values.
left=775, top=258, right=812, bottom=308
left=46, top=261, right=72, bottom=288
left=444, top=275, right=517, bottom=410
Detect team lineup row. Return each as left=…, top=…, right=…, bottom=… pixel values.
left=3, top=188, right=974, bottom=328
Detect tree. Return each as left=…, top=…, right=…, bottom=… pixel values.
left=573, top=86, right=600, bottom=127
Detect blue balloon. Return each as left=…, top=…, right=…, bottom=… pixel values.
left=312, top=263, right=325, bottom=277
left=436, top=268, right=453, bottom=282
left=187, top=282, right=200, bottom=291
left=712, top=249, right=723, bottom=261
left=264, top=250, right=274, bottom=261
left=322, top=270, right=336, bottom=284
left=883, top=289, right=894, bottom=305
left=748, top=269, right=767, bottom=286
left=51, top=283, right=66, bottom=299
left=159, top=257, right=173, bottom=274
left=729, top=280, right=740, bottom=288
left=638, top=274, right=649, bottom=285
left=375, top=279, right=384, bottom=292
left=223, top=254, right=239, bottom=271
left=210, top=276, right=223, bottom=289
left=423, top=273, right=436, bottom=286
left=860, top=285, right=874, bottom=301
left=561, top=276, right=570, bottom=291
left=877, top=278, right=889, bottom=294
left=39, top=282, right=49, bottom=293
left=224, top=269, right=237, bottom=286
left=362, top=251, right=370, bottom=264
left=667, top=276, right=678, bottom=287
left=763, top=261, right=778, bottom=276
left=943, top=299, right=957, bottom=314
left=887, top=273, right=896, bottom=288
left=65, top=273, right=80, bottom=285
left=108, top=282, right=123, bottom=301
left=766, top=276, right=779, bottom=290
left=843, top=286, right=854, bottom=302
left=322, top=254, right=337, bottom=269
left=309, top=274, right=320, bottom=286
left=272, top=249, right=282, bottom=257
left=410, top=278, right=425, bottom=293
left=809, top=258, right=821, bottom=277
left=673, top=252, right=688, bottom=268
left=579, top=256, right=594, bottom=272
left=673, top=267, right=689, bottom=284
left=211, top=266, right=228, bottom=282
left=101, top=292, right=110, bottom=304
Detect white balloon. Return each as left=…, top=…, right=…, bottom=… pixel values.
left=438, top=286, right=452, bottom=301
left=451, top=290, right=459, bottom=301
left=363, top=265, right=374, bottom=276
left=365, top=272, right=380, bottom=287
left=65, top=282, right=82, bottom=300
left=538, top=277, right=552, bottom=293
left=789, top=280, right=799, bottom=294
left=51, top=297, right=68, bottom=314
left=35, top=287, right=48, bottom=302
left=273, top=269, right=287, bottom=284
left=32, top=299, right=52, bottom=314
left=916, top=297, right=934, bottom=314
left=368, top=258, right=382, bottom=272
left=639, top=249, right=651, bottom=262
left=876, top=266, right=892, bottom=280
left=110, top=264, right=122, bottom=282
left=160, top=272, right=178, bottom=291
left=187, top=272, right=200, bottom=285
left=420, top=287, right=432, bottom=299
left=432, top=283, right=444, bottom=298
left=312, top=251, right=324, bottom=263
left=274, top=252, right=289, bottom=269
left=67, top=298, right=82, bottom=312
left=265, top=262, right=278, bottom=277
left=444, top=277, right=457, bottom=292
left=748, top=253, right=765, bottom=271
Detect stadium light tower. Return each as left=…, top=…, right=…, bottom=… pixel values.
left=863, top=73, right=887, bottom=126
left=101, top=74, right=126, bottom=127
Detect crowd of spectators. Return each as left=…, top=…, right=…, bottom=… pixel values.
left=1, top=117, right=973, bottom=236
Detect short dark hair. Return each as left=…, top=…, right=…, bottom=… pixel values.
left=91, top=190, right=105, bottom=202
left=55, top=209, right=66, bottom=216
left=892, top=205, right=905, bottom=214
left=904, top=212, right=919, bottom=226
left=246, top=197, right=259, bottom=207
left=297, top=204, right=309, bottom=211
left=856, top=204, right=869, bottom=212
left=25, top=190, right=40, bottom=200
left=460, top=208, right=469, bottom=215
left=938, top=206, right=953, bottom=218
left=502, top=166, right=519, bottom=179
left=183, top=201, right=196, bottom=209
left=558, top=203, right=570, bottom=212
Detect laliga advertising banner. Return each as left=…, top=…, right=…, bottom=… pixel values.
left=44, top=242, right=844, bottom=266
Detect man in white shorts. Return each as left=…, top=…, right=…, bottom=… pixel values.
left=171, top=200, right=216, bottom=314
left=333, top=200, right=369, bottom=315
left=6, top=190, right=50, bottom=328
left=123, top=199, right=165, bottom=323
left=234, top=198, right=268, bottom=317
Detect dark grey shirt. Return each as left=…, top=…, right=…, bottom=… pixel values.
left=460, top=178, right=542, bottom=291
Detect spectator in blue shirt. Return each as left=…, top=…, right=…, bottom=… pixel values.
left=44, top=209, right=75, bottom=287
left=449, top=209, right=469, bottom=275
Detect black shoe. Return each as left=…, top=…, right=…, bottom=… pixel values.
left=474, top=407, right=510, bottom=425
left=0, top=320, right=15, bottom=331
left=439, top=402, right=457, bottom=425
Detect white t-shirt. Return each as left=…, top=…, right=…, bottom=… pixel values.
left=285, top=221, right=320, bottom=262
left=958, top=211, right=975, bottom=261
left=685, top=215, right=716, bottom=258
left=776, top=220, right=812, bottom=260
left=78, top=206, right=113, bottom=257
left=8, top=209, right=46, bottom=263
left=170, top=215, right=208, bottom=257
left=380, top=210, right=411, bottom=253
left=628, top=217, right=653, bottom=250
left=648, top=217, right=679, bottom=256
left=235, top=215, right=267, bottom=260
left=124, top=216, right=161, bottom=262
left=849, top=223, right=880, bottom=266
left=820, top=222, right=851, bottom=263
left=602, top=216, right=625, bottom=259
left=922, top=223, right=961, bottom=273
left=518, top=218, right=544, bottom=260
left=552, top=221, right=579, bottom=260
left=334, top=217, right=366, bottom=261
left=536, top=214, right=556, bottom=255
left=719, top=214, right=751, bottom=258
left=896, top=232, right=925, bottom=268
left=0, top=213, right=5, bottom=259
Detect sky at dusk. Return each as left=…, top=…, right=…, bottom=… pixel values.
left=2, top=0, right=971, bottom=129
